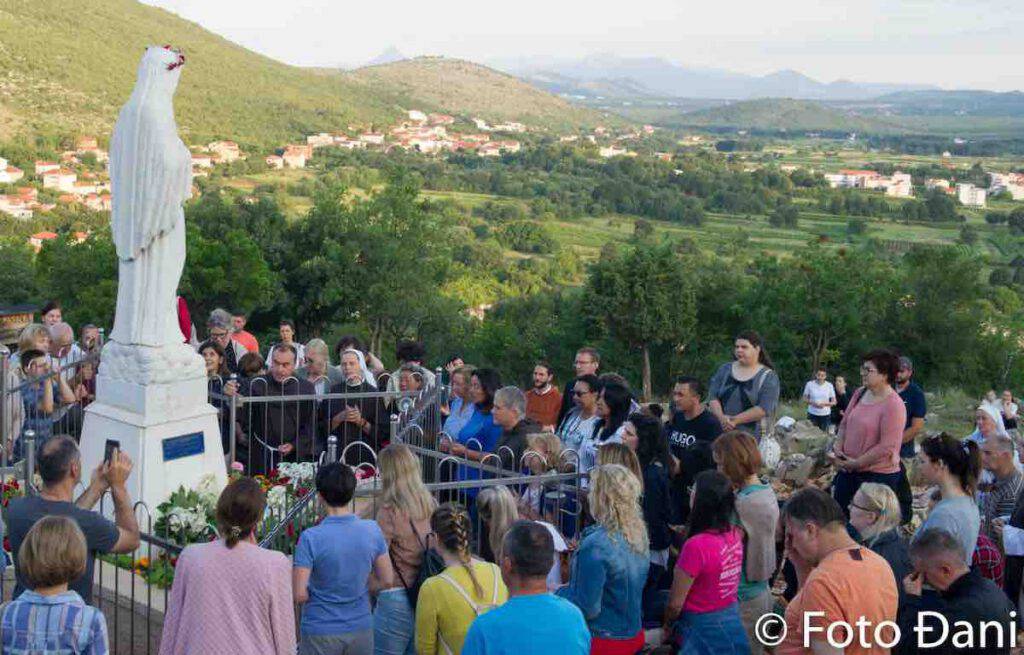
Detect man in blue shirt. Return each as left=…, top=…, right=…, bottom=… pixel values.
left=293, top=463, right=393, bottom=654
left=463, top=521, right=589, bottom=655
left=896, top=356, right=926, bottom=524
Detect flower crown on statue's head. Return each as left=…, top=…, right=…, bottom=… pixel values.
left=163, top=45, right=185, bottom=71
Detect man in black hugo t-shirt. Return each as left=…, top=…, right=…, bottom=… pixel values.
left=7, top=436, right=141, bottom=604
left=665, top=376, right=722, bottom=524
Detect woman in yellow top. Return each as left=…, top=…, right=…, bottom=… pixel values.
left=415, top=503, right=508, bottom=655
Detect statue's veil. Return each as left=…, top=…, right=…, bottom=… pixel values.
left=109, top=46, right=190, bottom=262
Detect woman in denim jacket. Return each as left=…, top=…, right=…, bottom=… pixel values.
left=558, top=464, right=649, bottom=655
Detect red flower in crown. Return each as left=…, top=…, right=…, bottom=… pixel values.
left=163, top=45, right=186, bottom=71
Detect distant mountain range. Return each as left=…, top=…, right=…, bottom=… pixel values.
left=365, top=46, right=407, bottom=67
left=494, top=53, right=938, bottom=101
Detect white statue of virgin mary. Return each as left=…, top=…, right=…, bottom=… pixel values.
left=103, top=46, right=204, bottom=384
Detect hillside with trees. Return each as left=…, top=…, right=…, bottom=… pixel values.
left=0, top=0, right=613, bottom=147
left=346, top=57, right=618, bottom=132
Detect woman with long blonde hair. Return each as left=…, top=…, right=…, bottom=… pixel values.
left=596, top=443, right=642, bottom=483
left=372, top=444, right=437, bottom=655
left=557, top=464, right=649, bottom=654
left=477, top=486, right=520, bottom=562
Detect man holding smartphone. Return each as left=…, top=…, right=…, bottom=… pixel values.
left=6, top=435, right=141, bottom=604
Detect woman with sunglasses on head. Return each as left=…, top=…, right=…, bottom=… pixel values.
left=830, top=349, right=909, bottom=524
left=557, top=375, right=602, bottom=458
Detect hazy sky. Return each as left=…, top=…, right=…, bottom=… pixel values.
left=143, top=0, right=1023, bottom=90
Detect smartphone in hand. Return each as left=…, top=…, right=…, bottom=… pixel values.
left=104, top=439, right=121, bottom=465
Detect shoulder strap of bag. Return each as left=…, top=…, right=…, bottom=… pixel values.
left=489, top=563, right=500, bottom=604
left=409, top=518, right=426, bottom=550
left=846, top=386, right=867, bottom=414
left=387, top=543, right=410, bottom=590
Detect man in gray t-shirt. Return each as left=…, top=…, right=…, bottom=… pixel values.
left=7, top=436, right=140, bottom=603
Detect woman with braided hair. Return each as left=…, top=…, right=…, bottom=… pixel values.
left=415, top=503, right=508, bottom=655
left=557, top=464, right=649, bottom=655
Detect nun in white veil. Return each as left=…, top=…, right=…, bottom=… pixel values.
left=324, top=349, right=386, bottom=463
left=967, top=403, right=1022, bottom=479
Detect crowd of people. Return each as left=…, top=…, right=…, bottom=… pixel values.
left=4, top=300, right=1024, bottom=655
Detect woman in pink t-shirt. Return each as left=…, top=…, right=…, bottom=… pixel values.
left=830, top=349, right=908, bottom=525
left=662, top=470, right=750, bottom=655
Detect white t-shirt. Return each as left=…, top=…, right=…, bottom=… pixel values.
left=538, top=521, right=568, bottom=591
left=803, top=380, right=836, bottom=417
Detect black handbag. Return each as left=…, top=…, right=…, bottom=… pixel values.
left=390, top=519, right=446, bottom=607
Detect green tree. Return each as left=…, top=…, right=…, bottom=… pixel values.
left=768, top=203, right=799, bottom=228
left=583, top=243, right=696, bottom=399
left=34, top=235, right=118, bottom=328
left=282, top=173, right=457, bottom=353
left=0, top=239, right=40, bottom=306
left=925, top=189, right=958, bottom=221
left=958, top=225, right=979, bottom=245
left=989, top=268, right=1013, bottom=287
left=744, top=247, right=896, bottom=386
left=633, top=218, right=655, bottom=241
left=846, top=218, right=867, bottom=236
left=179, top=224, right=277, bottom=323
left=883, top=248, right=987, bottom=385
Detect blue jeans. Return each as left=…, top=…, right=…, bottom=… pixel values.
left=674, top=603, right=750, bottom=655
left=374, top=588, right=415, bottom=655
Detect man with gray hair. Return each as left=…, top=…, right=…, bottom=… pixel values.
left=206, top=308, right=247, bottom=375
left=462, top=521, right=589, bottom=655
left=48, top=322, right=76, bottom=372
left=900, top=528, right=1016, bottom=655
left=980, top=433, right=1023, bottom=543
left=492, top=386, right=540, bottom=470
left=47, top=322, right=84, bottom=437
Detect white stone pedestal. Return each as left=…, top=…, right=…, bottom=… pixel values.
left=80, top=374, right=227, bottom=515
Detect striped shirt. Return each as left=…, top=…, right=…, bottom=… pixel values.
left=981, top=470, right=1024, bottom=543
left=0, top=590, right=108, bottom=655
